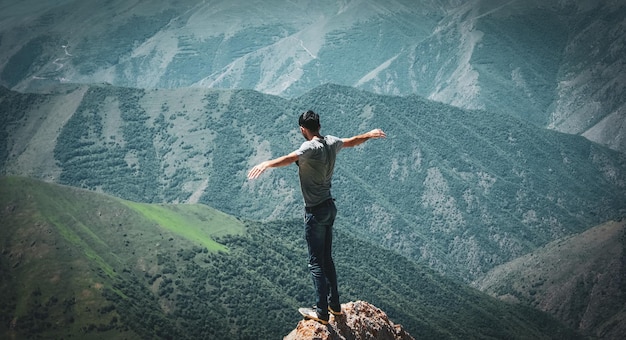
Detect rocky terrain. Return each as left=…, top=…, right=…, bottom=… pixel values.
left=284, top=301, right=414, bottom=340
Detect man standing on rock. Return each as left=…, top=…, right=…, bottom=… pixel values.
left=247, top=110, right=386, bottom=324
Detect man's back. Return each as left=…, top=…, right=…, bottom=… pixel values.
left=295, top=136, right=343, bottom=207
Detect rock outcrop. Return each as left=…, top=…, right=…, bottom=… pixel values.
left=284, top=301, right=414, bottom=340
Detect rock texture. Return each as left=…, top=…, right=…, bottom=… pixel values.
left=283, top=301, right=414, bottom=340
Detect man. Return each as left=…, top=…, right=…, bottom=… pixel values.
left=247, top=110, right=386, bottom=324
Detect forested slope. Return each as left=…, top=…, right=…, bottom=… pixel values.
left=0, top=177, right=580, bottom=339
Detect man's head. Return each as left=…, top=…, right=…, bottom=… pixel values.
left=299, top=110, right=320, bottom=133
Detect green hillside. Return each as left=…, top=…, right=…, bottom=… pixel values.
left=0, top=177, right=581, bottom=339
left=0, top=176, right=244, bottom=339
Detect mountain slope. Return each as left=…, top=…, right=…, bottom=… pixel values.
left=1, top=84, right=625, bottom=283
left=0, top=0, right=624, bottom=152
left=0, top=176, right=245, bottom=339
left=0, top=176, right=581, bottom=339
left=475, top=219, right=626, bottom=339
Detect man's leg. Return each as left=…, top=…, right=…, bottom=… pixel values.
left=324, top=239, right=340, bottom=312
left=323, top=203, right=340, bottom=313
left=305, top=211, right=330, bottom=321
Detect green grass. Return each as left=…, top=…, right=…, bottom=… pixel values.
left=121, top=201, right=244, bottom=252
left=47, top=214, right=118, bottom=278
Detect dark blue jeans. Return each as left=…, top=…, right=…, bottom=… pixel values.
left=304, top=199, right=339, bottom=319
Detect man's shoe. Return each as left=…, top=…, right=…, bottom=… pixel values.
left=328, top=305, right=343, bottom=316
left=298, top=307, right=329, bottom=325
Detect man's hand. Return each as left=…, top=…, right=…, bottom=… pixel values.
left=367, top=128, right=386, bottom=139
left=247, top=161, right=269, bottom=180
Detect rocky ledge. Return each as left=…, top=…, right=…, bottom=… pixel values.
left=284, top=301, right=414, bottom=340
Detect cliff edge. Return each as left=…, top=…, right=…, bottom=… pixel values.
left=284, top=301, right=414, bottom=340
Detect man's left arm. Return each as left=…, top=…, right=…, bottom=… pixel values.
left=341, top=129, right=386, bottom=148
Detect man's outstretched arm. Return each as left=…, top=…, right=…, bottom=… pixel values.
left=247, top=152, right=299, bottom=180
left=341, top=128, right=386, bottom=148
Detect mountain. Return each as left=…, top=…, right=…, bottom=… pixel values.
left=2, top=1, right=625, bottom=337
left=2, top=84, right=625, bottom=283
left=474, top=219, right=626, bottom=339
left=0, top=0, right=624, bottom=152
left=0, top=176, right=581, bottom=339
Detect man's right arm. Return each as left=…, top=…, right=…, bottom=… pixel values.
left=341, top=129, right=386, bottom=148
left=247, top=152, right=299, bottom=180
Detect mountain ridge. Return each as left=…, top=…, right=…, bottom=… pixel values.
left=2, top=83, right=625, bottom=283
left=0, top=0, right=624, bottom=152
